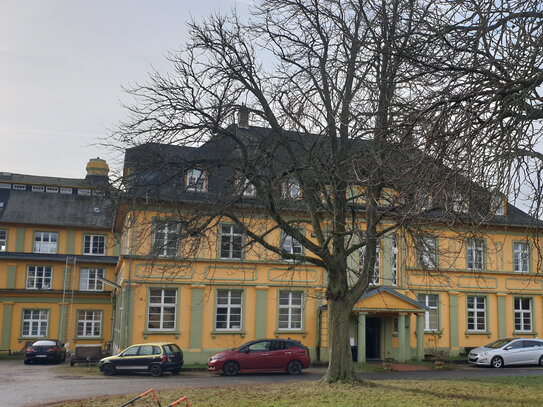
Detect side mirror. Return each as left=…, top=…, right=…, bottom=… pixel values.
left=505, top=346, right=512, bottom=350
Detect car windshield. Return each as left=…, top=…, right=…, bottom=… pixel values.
left=484, top=338, right=514, bottom=349
left=32, top=340, right=56, bottom=347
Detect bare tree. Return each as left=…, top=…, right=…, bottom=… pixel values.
left=112, top=0, right=543, bottom=382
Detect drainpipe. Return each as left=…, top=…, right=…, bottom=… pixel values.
left=124, top=210, right=135, bottom=349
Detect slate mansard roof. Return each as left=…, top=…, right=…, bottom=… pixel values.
left=121, top=125, right=542, bottom=230
left=0, top=173, right=116, bottom=230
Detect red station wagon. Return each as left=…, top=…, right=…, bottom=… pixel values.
left=208, top=339, right=311, bottom=376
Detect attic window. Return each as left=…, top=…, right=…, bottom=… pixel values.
left=492, top=195, right=505, bottom=216
left=46, top=186, right=58, bottom=193
left=452, top=193, right=468, bottom=213
left=60, top=188, right=72, bottom=194
left=186, top=169, right=207, bottom=192
left=283, top=179, right=301, bottom=200
left=32, top=185, right=44, bottom=192
left=93, top=207, right=101, bottom=213
left=13, top=184, right=26, bottom=191
left=415, top=193, right=431, bottom=210
left=78, top=189, right=91, bottom=196
left=0, top=183, right=10, bottom=189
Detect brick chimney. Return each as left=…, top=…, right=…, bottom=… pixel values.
left=237, top=105, right=250, bottom=129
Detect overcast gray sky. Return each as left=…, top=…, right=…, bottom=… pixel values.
left=0, top=0, right=248, bottom=179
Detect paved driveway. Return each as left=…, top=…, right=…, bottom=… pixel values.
left=2, top=359, right=543, bottom=407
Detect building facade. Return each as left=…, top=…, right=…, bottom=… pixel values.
left=2, top=148, right=541, bottom=366
left=0, top=159, right=118, bottom=354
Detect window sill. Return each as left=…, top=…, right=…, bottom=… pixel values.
left=465, top=331, right=491, bottom=338
left=211, top=330, right=246, bottom=339
left=274, top=330, right=306, bottom=338
left=513, top=331, right=537, bottom=336
left=143, top=330, right=180, bottom=339
left=74, top=336, right=104, bottom=342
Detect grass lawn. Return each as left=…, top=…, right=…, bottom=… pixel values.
left=48, top=376, right=543, bottom=407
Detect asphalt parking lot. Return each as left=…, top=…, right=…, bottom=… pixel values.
left=3, top=359, right=543, bottom=407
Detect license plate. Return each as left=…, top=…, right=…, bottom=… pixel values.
left=36, top=355, right=47, bottom=358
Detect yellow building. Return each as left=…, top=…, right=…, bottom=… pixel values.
left=3, top=149, right=541, bottom=366
left=0, top=159, right=119, bottom=354
left=109, top=141, right=542, bottom=365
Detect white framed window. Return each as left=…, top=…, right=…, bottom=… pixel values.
left=417, top=293, right=438, bottom=331
left=186, top=169, right=207, bottom=192
left=31, top=185, right=44, bottom=192
left=45, top=186, right=58, bottom=193
left=60, top=187, right=72, bottom=194
left=359, top=237, right=380, bottom=285
left=283, top=179, right=301, bottom=199
left=80, top=268, right=105, bottom=291
left=415, top=193, right=431, bottom=210
left=26, top=266, right=52, bottom=289
left=77, top=310, right=102, bottom=337
left=278, top=291, right=303, bottom=330
left=13, top=184, right=26, bottom=191
left=220, top=225, right=243, bottom=259
left=0, top=230, right=6, bottom=252
left=514, top=298, right=532, bottom=332
left=452, top=193, right=468, bottom=213
left=83, top=235, right=106, bottom=255
left=22, top=309, right=49, bottom=337
left=467, top=296, right=486, bottom=331
left=78, top=189, right=91, bottom=196
left=418, top=236, right=437, bottom=269
left=240, top=178, right=255, bottom=197
left=491, top=194, right=505, bottom=216
left=147, top=289, right=177, bottom=330
left=281, top=233, right=303, bottom=258
left=33, top=232, right=58, bottom=253
left=215, top=289, right=242, bottom=330
left=467, top=239, right=484, bottom=270
left=152, top=221, right=178, bottom=257
left=514, top=242, right=529, bottom=273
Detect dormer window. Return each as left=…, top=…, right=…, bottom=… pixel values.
left=491, top=194, right=505, bottom=216
left=241, top=178, right=255, bottom=197
left=186, top=169, right=207, bottom=192
left=283, top=179, right=301, bottom=200
left=415, top=193, right=431, bottom=211
left=453, top=193, right=468, bottom=213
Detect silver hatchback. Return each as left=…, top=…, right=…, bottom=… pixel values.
left=468, top=338, right=543, bottom=368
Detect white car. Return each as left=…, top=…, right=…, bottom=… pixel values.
left=468, top=338, right=543, bottom=368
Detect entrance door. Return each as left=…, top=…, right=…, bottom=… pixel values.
left=366, top=317, right=381, bottom=359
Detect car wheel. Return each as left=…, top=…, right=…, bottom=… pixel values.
left=539, top=355, right=543, bottom=367
left=491, top=356, right=504, bottom=368
left=102, top=363, right=116, bottom=376
left=24, top=360, right=30, bottom=365
left=223, top=361, right=240, bottom=376
left=150, top=364, right=163, bottom=377
left=171, top=369, right=181, bottom=375
left=287, top=360, right=303, bottom=375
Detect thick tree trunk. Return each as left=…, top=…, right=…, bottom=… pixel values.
left=322, top=297, right=357, bottom=383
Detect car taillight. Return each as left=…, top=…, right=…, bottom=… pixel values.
left=26, top=348, right=35, bottom=353
left=161, top=355, right=167, bottom=364
left=48, top=348, right=59, bottom=352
